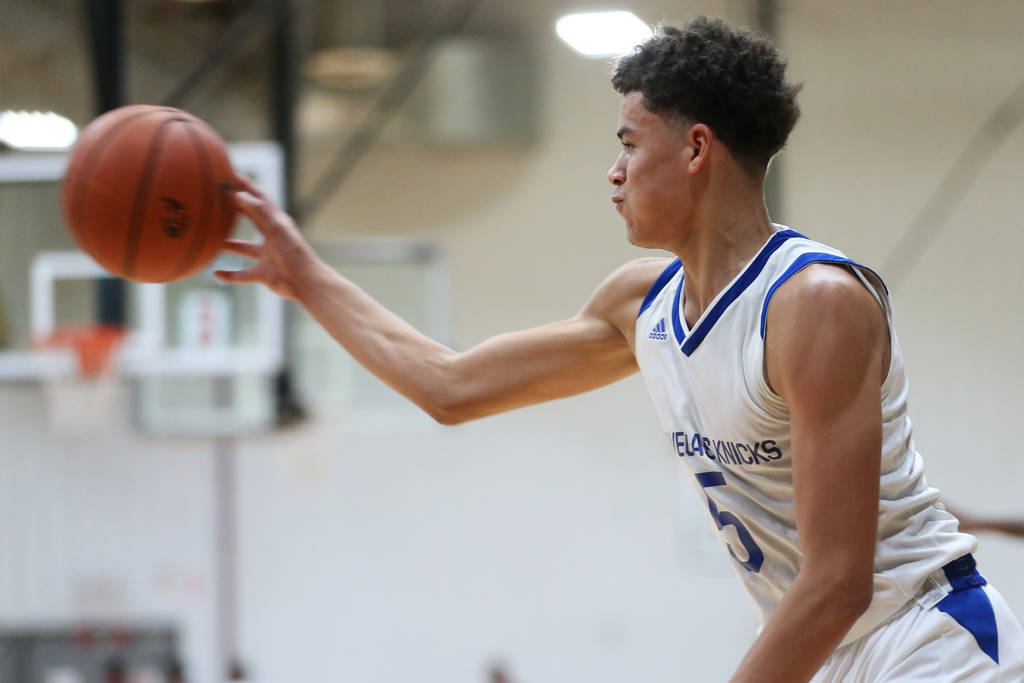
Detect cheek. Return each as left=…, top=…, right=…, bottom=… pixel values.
left=626, top=158, right=652, bottom=196
left=630, top=170, right=675, bottom=211
left=648, top=164, right=688, bottom=205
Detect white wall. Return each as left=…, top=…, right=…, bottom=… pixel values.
left=0, top=385, right=220, bottom=682
left=779, top=0, right=1024, bottom=611
left=3, top=1, right=1024, bottom=682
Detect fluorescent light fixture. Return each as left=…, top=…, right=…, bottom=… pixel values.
left=556, top=10, right=652, bottom=58
left=0, top=111, right=78, bottom=150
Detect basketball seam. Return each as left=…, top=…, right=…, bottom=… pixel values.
left=122, top=119, right=181, bottom=279
left=165, top=121, right=215, bottom=281
left=69, top=108, right=168, bottom=260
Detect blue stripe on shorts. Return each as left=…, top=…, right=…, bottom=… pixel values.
left=938, top=555, right=999, bottom=664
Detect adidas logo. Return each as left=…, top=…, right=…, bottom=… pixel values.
left=649, top=318, right=668, bottom=341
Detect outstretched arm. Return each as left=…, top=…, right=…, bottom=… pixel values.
left=943, top=502, right=1024, bottom=539
left=729, top=264, right=887, bottom=682
left=216, top=178, right=664, bottom=424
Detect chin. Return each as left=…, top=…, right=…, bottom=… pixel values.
left=625, top=225, right=652, bottom=249
left=624, top=221, right=639, bottom=245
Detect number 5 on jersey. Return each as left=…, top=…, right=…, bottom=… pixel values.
left=695, top=471, right=765, bottom=573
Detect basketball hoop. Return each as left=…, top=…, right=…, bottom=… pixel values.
left=32, top=325, right=127, bottom=435
left=34, top=325, right=126, bottom=377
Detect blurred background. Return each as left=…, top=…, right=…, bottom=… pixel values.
left=2, top=0, right=1024, bottom=681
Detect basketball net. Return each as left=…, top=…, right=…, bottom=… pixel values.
left=33, top=325, right=126, bottom=436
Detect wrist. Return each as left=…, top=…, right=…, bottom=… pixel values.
left=289, top=249, right=333, bottom=303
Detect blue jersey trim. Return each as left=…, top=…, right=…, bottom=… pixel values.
left=637, top=259, right=682, bottom=318
left=938, top=563, right=998, bottom=664
left=673, top=229, right=805, bottom=356
left=695, top=471, right=726, bottom=487
left=758, top=253, right=889, bottom=339
left=671, top=271, right=686, bottom=346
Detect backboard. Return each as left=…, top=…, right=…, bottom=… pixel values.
left=291, top=239, right=451, bottom=427
left=0, top=142, right=286, bottom=435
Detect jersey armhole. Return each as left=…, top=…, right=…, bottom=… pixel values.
left=637, top=258, right=683, bottom=318
left=755, top=254, right=896, bottom=407
left=758, top=253, right=889, bottom=339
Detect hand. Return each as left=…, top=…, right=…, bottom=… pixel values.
left=214, top=175, right=318, bottom=301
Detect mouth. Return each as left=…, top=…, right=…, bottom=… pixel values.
left=612, top=196, right=624, bottom=212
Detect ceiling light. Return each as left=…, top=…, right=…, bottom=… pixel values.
left=0, top=111, right=78, bottom=151
left=555, top=11, right=652, bottom=58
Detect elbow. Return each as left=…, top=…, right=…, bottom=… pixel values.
left=421, top=390, right=474, bottom=426
left=799, top=564, right=873, bottom=624
left=846, top=582, right=873, bottom=620
left=828, top=572, right=874, bottom=622
left=420, top=357, right=478, bottom=426
left=426, top=403, right=469, bottom=426
left=424, top=390, right=491, bottom=426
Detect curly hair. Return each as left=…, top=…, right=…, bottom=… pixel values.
left=611, top=16, right=801, bottom=167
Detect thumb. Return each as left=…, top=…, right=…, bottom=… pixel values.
left=214, top=267, right=262, bottom=284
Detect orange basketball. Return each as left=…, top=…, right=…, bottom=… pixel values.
left=61, top=105, right=238, bottom=283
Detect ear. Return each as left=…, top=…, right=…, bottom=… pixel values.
left=685, top=123, right=713, bottom=173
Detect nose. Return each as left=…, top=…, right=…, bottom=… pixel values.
left=608, top=155, right=625, bottom=186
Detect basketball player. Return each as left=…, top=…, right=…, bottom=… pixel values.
left=217, top=16, right=1024, bottom=681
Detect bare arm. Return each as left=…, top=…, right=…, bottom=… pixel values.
left=729, top=264, right=886, bottom=682
left=943, top=502, right=1024, bottom=539
left=216, top=179, right=667, bottom=424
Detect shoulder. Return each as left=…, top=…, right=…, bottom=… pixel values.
left=584, top=257, right=676, bottom=316
left=764, top=263, right=888, bottom=397
left=582, top=257, right=677, bottom=345
left=767, top=262, right=881, bottom=323
left=607, top=256, right=679, bottom=293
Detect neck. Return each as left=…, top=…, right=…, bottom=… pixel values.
left=672, top=179, right=775, bottom=321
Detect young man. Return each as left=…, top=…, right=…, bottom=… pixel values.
left=216, top=16, right=1024, bottom=682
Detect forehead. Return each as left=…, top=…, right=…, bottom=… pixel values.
left=618, top=91, right=673, bottom=133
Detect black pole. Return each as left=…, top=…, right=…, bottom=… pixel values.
left=270, top=0, right=298, bottom=217
left=268, top=0, right=305, bottom=425
left=86, top=0, right=124, bottom=113
left=86, top=0, right=126, bottom=326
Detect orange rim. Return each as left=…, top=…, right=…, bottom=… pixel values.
left=33, top=325, right=126, bottom=377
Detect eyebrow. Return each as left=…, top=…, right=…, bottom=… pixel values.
left=616, top=126, right=633, bottom=140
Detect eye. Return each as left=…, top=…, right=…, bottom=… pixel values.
left=621, top=140, right=634, bottom=151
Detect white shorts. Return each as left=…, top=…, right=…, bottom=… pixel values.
left=813, top=556, right=1024, bottom=682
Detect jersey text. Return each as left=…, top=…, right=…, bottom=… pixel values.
left=669, top=431, right=783, bottom=466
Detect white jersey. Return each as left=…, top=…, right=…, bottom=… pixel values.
left=634, top=227, right=975, bottom=646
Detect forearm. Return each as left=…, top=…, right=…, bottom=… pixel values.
left=730, top=574, right=868, bottom=682
left=944, top=503, right=1024, bottom=538
left=966, top=519, right=1024, bottom=538
left=290, top=257, right=638, bottom=423
left=219, top=181, right=645, bottom=424
left=292, top=256, right=460, bottom=421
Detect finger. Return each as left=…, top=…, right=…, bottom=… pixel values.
left=231, top=174, right=270, bottom=201
left=221, top=239, right=262, bottom=259
left=213, top=267, right=263, bottom=284
left=233, top=190, right=299, bottom=240
left=231, top=191, right=275, bottom=234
